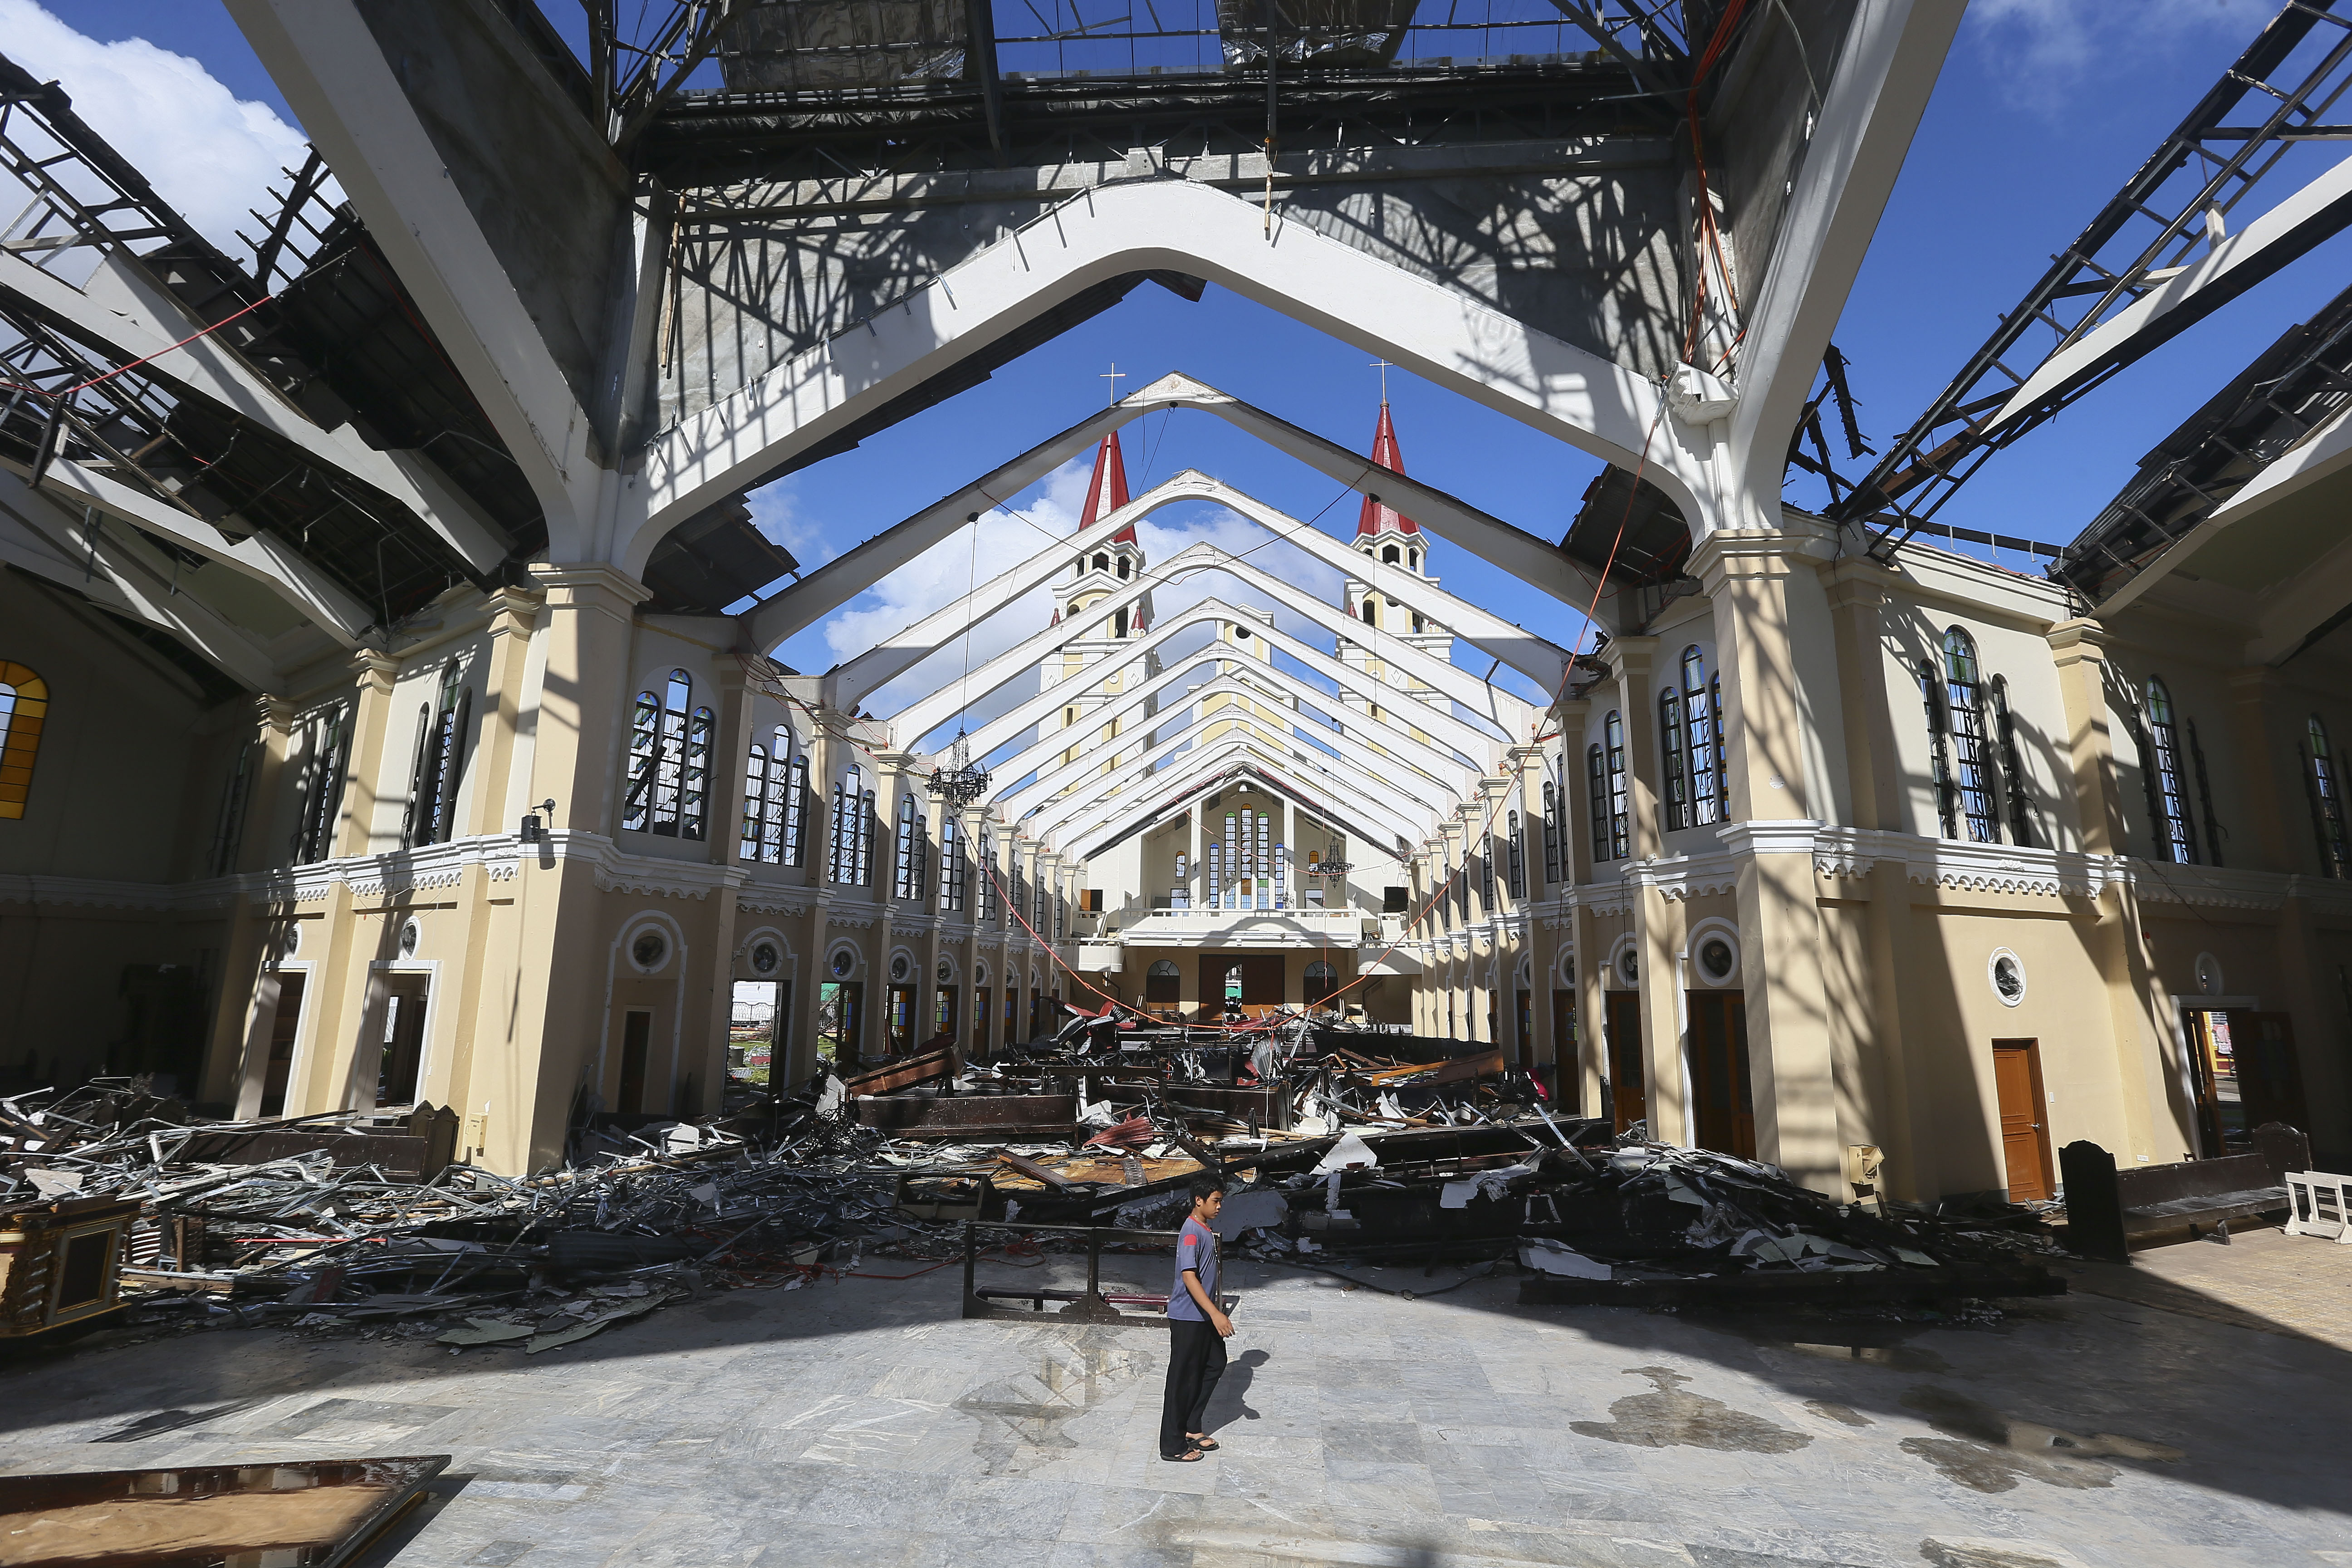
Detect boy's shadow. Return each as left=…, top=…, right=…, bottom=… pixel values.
left=1206, top=1348, right=1270, bottom=1433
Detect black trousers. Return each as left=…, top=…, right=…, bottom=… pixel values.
left=1159, top=1318, right=1228, bottom=1456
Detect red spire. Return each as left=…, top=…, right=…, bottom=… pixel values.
left=1354, top=401, right=1421, bottom=538
left=1079, top=430, right=1136, bottom=544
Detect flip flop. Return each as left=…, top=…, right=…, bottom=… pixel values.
left=1189, top=1435, right=1220, bottom=1451
left=1161, top=1448, right=1204, bottom=1463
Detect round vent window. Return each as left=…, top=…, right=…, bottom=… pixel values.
left=632, top=930, right=668, bottom=970
left=890, top=952, right=911, bottom=982
left=1696, top=935, right=1738, bottom=986
left=937, top=959, right=953, bottom=983
left=1615, top=945, right=1639, bottom=987
left=398, top=918, right=420, bottom=958
left=1989, top=948, right=2026, bottom=1008
left=830, top=948, right=856, bottom=978
left=280, top=922, right=302, bottom=960
left=2195, top=951, right=2225, bottom=997
left=750, top=941, right=779, bottom=975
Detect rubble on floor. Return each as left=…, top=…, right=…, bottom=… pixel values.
left=0, top=1027, right=2064, bottom=1356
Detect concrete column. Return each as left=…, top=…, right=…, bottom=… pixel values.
left=2227, top=668, right=2296, bottom=873
left=525, top=564, right=650, bottom=837
left=334, top=652, right=403, bottom=858
left=1700, top=531, right=1842, bottom=1192
left=2049, top=621, right=2127, bottom=857
left=465, top=588, right=544, bottom=839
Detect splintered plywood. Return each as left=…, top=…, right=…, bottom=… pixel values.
left=0, top=1455, right=446, bottom=1568
left=988, top=1155, right=1202, bottom=1192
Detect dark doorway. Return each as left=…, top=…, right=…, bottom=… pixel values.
left=618, top=1009, right=653, bottom=1114
left=259, top=971, right=304, bottom=1118
left=113, top=964, right=206, bottom=1091
left=375, top=975, right=430, bottom=1107
left=1991, top=1038, right=2053, bottom=1201
left=2231, top=1011, right=2308, bottom=1144
left=1146, top=960, right=1182, bottom=1006
left=1605, top=991, right=1643, bottom=1133
left=1688, top=991, right=1754, bottom=1159
left=819, top=981, right=863, bottom=1065
left=1200, top=954, right=1282, bottom=1014
left=1551, top=990, right=1577, bottom=1114
left=1304, top=960, right=1338, bottom=1008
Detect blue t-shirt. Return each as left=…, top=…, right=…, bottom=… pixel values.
left=1166, top=1215, right=1219, bottom=1321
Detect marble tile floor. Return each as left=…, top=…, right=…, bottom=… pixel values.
left=2, top=1252, right=2347, bottom=1568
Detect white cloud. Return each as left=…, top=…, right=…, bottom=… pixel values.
left=1966, top=0, right=2276, bottom=114
left=0, top=2, right=314, bottom=265
left=746, top=479, right=834, bottom=571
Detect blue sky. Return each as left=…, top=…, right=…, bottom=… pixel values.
left=21, top=0, right=2348, bottom=750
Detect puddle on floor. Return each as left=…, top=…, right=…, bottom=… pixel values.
left=1898, top=1385, right=2185, bottom=1493
left=1919, top=1541, right=2074, bottom=1568
left=1569, top=1366, right=1813, bottom=1454
left=1681, top=1308, right=1955, bottom=1374
left=1804, top=1399, right=1872, bottom=1428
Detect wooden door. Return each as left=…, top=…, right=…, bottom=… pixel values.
left=1241, top=954, right=1284, bottom=1005
left=1605, top=991, right=1644, bottom=1132
left=2230, top=1011, right=2309, bottom=1139
left=259, top=971, right=304, bottom=1118
left=1688, top=992, right=1755, bottom=1159
left=1551, top=990, right=1577, bottom=1114
left=618, top=1009, right=652, bottom=1115
left=1991, top=1039, right=2053, bottom=1201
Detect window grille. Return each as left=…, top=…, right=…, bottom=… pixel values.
left=1991, top=676, right=2034, bottom=848
left=1920, top=660, right=1959, bottom=839
left=2144, top=679, right=2198, bottom=864
left=1541, top=780, right=1561, bottom=884
left=292, top=704, right=350, bottom=865
left=940, top=818, right=966, bottom=913
left=1683, top=647, right=1720, bottom=826
left=0, top=662, right=49, bottom=820
left=1507, top=810, right=1526, bottom=899
left=2187, top=717, right=2223, bottom=867
left=979, top=829, right=999, bottom=919
left=1481, top=831, right=1498, bottom=911
left=211, top=739, right=255, bottom=877
left=405, top=662, right=471, bottom=849
left=650, top=670, right=691, bottom=838
left=1941, top=630, right=1998, bottom=843
left=1602, top=712, right=1628, bottom=860
left=1660, top=686, right=1689, bottom=831
left=2308, top=715, right=2349, bottom=877
left=895, top=796, right=920, bottom=899
left=623, top=691, right=659, bottom=832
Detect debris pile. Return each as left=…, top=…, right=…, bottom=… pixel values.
left=0, top=1026, right=2063, bottom=1353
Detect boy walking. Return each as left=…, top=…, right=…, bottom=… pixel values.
left=1159, top=1176, right=1232, bottom=1462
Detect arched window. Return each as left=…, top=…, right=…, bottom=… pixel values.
left=1682, top=646, right=1720, bottom=826
left=1990, top=677, right=2034, bottom=849
left=2143, top=679, right=2197, bottom=864
left=1092, top=552, right=1109, bottom=572
left=1940, top=630, right=1999, bottom=843
left=939, top=817, right=966, bottom=913
left=2187, top=716, right=2222, bottom=866
left=1114, top=606, right=1130, bottom=638
left=1659, top=685, right=1689, bottom=831
left=1146, top=958, right=1182, bottom=1004
left=741, top=725, right=804, bottom=865
left=893, top=794, right=926, bottom=900
left=831, top=763, right=875, bottom=885
left=1117, top=556, right=1131, bottom=580
left=404, top=662, right=472, bottom=848
left=1381, top=544, right=1400, bottom=564
left=683, top=706, right=713, bottom=842
left=1360, top=598, right=1378, bottom=625
left=291, top=702, right=352, bottom=865
left=0, top=662, right=49, bottom=820
left=741, top=742, right=774, bottom=862
left=1507, top=809, right=1527, bottom=898
left=1541, top=779, right=1561, bottom=885
left=1593, top=711, right=1628, bottom=861
left=623, top=689, right=660, bottom=832
left=211, top=739, right=255, bottom=877
left=2307, top=715, right=2349, bottom=877
left=1481, top=831, right=1499, bottom=911
left=1304, top=959, right=1338, bottom=1004
left=979, top=828, right=999, bottom=919
left=623, top=670, right=703, bottom=840
left=1919, top=659, right=1958, bottom=838
left=1408, top=548, right=1420, bottom=572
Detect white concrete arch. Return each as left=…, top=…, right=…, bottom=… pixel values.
left=892, top=552, right=1526, bottom=748
left=1043, top=725, right=1427, bottom=849
left=637, top=182, right=1704, bottom=568
left=1011, top=674, right=1471, bottom=835
left=1065, top=745, right=1416, bottom=861
left=825, top=466, right=1572, bottom=704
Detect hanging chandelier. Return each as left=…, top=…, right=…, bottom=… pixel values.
left=927, top=730, right=990, bottom=810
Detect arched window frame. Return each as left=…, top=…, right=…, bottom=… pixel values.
left=1587, top=744, right=1608, bottom=863
left=2143, top=678, right=2198, bottom=865
left=649, top=669, right=693, bottom=838
left=0, top=662, right=50, bottom=821
left=291, top=701, right=351, bottom=866
left=212, top=738, right=256, bottom=877
left=404, top=661, right=472, bottom=849
left=1682, top=646, right=1720, bottom=826
left=1659, top=685, right=1689, bottom=832
left=1608, top=719, right=1627, bottom=865
left=1507, top=809, right=1527, bottom=899
left=1360, top=597, right=1377, bottom=625
left=1480, top=830, right=1499, bottom=912
left=623, top=689, right=660, bottom=833
left=682, top=706, right=714, bottom=842
left=1919, top=658, right=1960, bottom=839
left=979, top=828, right=999, bottom=920
left=1540, top=779, right=1562, bottom=886
left=2306, top=715, right=2349, bottom=877
left=1989, top=676, right=2034, bottom=849
left=1939, top=630, right=2000, bottom=843
left=2186, top=716, right=2223, bottom=866
left=939, top=816, right=966, bottom=914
